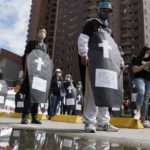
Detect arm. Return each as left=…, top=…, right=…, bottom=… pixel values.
left=77, top=19, right=97, bottom=65
left=132, top=62, right=150, bottom=73
left=132, top=64, right=145, bottom=73
left=78, top=33, right=89, bottom=57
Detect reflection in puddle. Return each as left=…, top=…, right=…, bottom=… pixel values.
left=0, top=127, right=148, bottom=150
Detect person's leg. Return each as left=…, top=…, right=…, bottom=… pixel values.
left=97, top=107, right=119, bottom=132
left=48, top=95, right=51, bottom=116
left=97, top=107, right=110, bottom=126
left=53, top=95, right=60, bottom=115
left=141, top=80, right=150, bottom=127
left=83, top=68, right=97, bottom=133
left=31, top=103, right=41, bottom=124
left=133, top=78, right=145, bottom=120
left=21, top=93, right=30, bottom=124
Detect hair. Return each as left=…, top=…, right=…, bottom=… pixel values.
left=137, top=46, right=150, bottom=59
left=37, top=26, right=46, bottom=33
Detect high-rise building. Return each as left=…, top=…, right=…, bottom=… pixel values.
left=53, top=0, right=99, bottom=81
left=109, top=0, right=150, bottom=94
left=27, top=0, right=59, bottom=57
left=27, top=0, right=99, bottom=82
left=110, top=0, right=150, bottom=61
left=27, top=0, right=150, bottom=84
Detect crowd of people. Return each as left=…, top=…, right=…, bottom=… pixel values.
left=47, top=69, right=83, bottom=120
left=15, top=1, right=150, bottom=133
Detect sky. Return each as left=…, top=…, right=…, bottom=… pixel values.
left=0, top=0, right=32, bottom=56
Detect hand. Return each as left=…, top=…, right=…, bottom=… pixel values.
left=144, top=61, right=150, bottom=67
left=120, top=64, right=128, bottom=70
left=50, top=93, right=53, bottom=97
left=81, top=56, right=89, bottom=66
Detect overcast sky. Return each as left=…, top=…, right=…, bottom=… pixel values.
left=0, top=0, right=32, bottom=56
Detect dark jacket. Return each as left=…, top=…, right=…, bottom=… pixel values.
left=50, top=76, right=64, bottom=96
left=22, top=40, right=49, bottom=71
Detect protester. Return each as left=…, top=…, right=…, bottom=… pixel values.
left=75, top=81, right=83, bottom=115
left=48, top=68, right=64, bottom=119
left=21, top=27, right=51, bottom=124
left=63, top=74, right=76, bottom=115
left=123, top=97, right=130, bottom=114
left=78, top=1, right=124, bottom=132
left=132, top=46, right=150, bottom=127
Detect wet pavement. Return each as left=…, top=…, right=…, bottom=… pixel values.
left=0, top=117, right=150, bottom=149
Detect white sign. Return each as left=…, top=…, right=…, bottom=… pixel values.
left=0, top=96, right=4, bottom=104
left=112, top=107, right=120, bottom=111
left=95, top=69, right=118, bottom=90
left=13, top=130, right=20, bottom=137
left=0, top=83, right=3, bottom=91
left=63, top=139, right=73, bottom=147
left=76, top=104, right=81, bottom=110
left=35, top=57, right=44, bottom=71
left=37, top=133, right=42, bottom=141
left=98, top=40, right=112, bottom=58
left=32, top=76, right=47, bottom=92
left=66, top=98, right=75, bottom=105
left=17, top=101, right=24, bottom=108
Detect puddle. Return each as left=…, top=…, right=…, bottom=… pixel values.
left=0, top=127, right=148, bottom=150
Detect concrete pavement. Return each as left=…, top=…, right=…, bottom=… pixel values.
left=0, top=117, right=150, bottom=149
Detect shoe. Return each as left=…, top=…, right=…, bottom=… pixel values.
left=85, top=123, right=96, bottom=133
left=21, top=115, right=28, bottom=124
left=31, top=115, right=42, bottom=124
left=21, top=118, right=28, bottom=124
left=48, top=116, right=54, bottom=120
left=97, top=123, right=119, bottom=132
left=143, top=121, right=150, bottom=128
left=133, top=111, right=141, bottom=120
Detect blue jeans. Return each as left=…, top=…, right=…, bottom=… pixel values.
left=133, top=78, right=150, bottom=117
left=49, top=95, right=63, bottom=116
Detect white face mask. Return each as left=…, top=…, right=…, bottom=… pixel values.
left=66, top=77, right=71, bottom=81
left=144, top=54, right=149, bottom=59
left=57, top=73, right=62, bottom=77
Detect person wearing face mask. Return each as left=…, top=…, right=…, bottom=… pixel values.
left=75, top=81, right=83, bottom=115
left=132, top=46, right=150, bottom=127
left=48, top=69, right=65, bottom=119
left=21, top=27, right=51, bottom=124
left=77, top=1, right=124, bottom=133
left=63, top=74, right=76, bottom=115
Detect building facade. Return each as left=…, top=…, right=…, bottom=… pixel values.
left=27, top=0, right=59, bottom=57
left=27, top=0, right=150, bottom=85
left=0, top=48, right=22, bottom=85
left=27, top=0, right=99, bottom=82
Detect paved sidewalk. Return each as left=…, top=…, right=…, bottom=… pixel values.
left=0, top=117, right=150, bottom=149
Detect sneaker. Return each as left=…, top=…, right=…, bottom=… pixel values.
left=143, top=121, right=150, bottom=128
left=97, top=123, right=119, bottom=132
left=85, top=123, right=96, bottom=133
left=21, top=118, right=28, bottom=124
left=133, top=111, right=141, bottom=120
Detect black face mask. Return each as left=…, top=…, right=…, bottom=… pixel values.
left=98, top=13, right=109, bottom=20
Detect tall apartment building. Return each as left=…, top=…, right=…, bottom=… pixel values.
left=109, top=0, right=150, bottom=94
left=27, top=0, right=150, bottom=84
left=27, top=0, right=59, bottom=57
left=27, top=0, right=99, bottom=82
left=110, top=0, right=150, bottom=62
left=53, top=0, right=98, bottom=81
